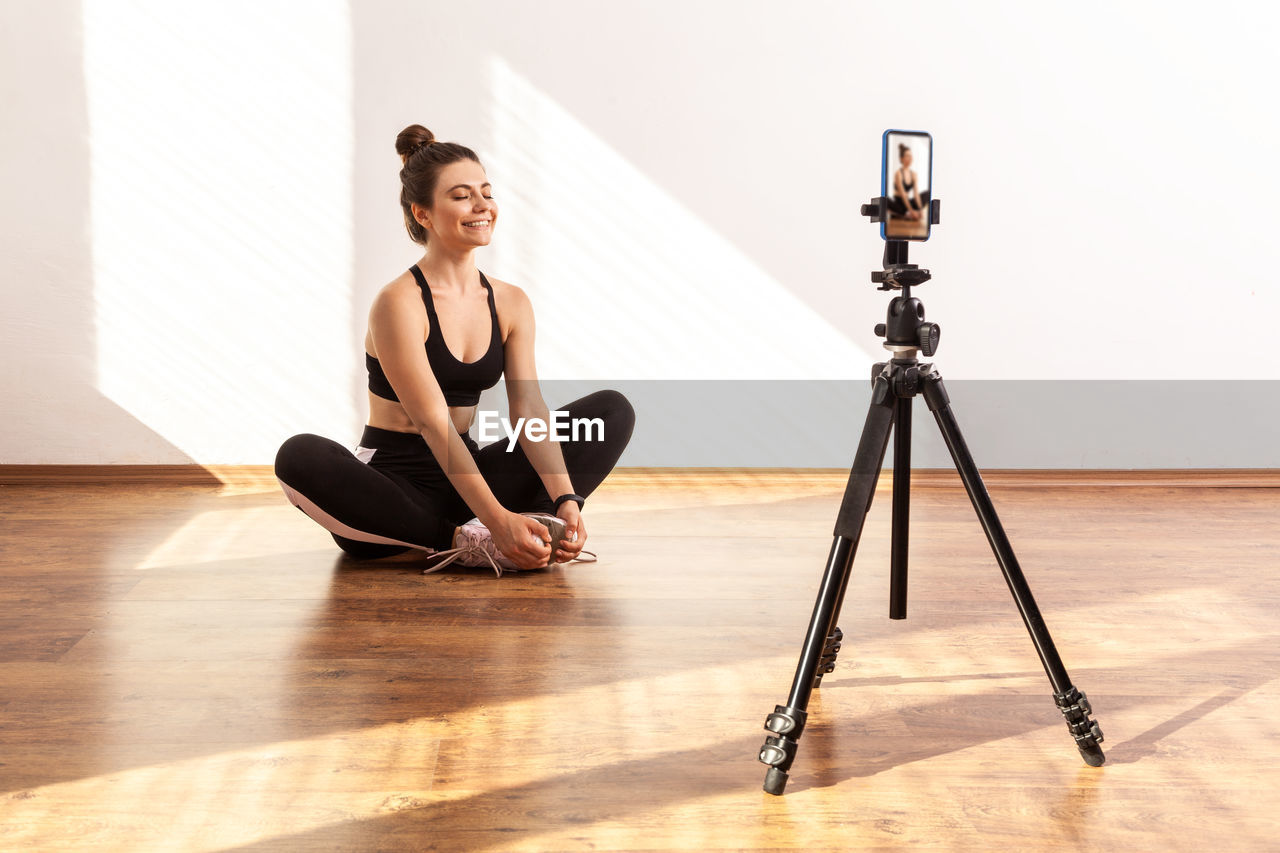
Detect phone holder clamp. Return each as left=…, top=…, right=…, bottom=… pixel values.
left=860, top=197, right=941, bottom=226
left=861, top=197, right=941, bottom=291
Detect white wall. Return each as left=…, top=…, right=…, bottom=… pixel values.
left=3, top=0, right=1278, bottom=465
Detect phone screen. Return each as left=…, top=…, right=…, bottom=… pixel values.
left=881, top=130, right=933, bottom=241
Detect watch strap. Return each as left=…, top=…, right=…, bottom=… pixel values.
left=553, top=493, right=585, bottom=512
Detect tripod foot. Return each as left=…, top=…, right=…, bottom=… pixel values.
left=758, top=704, right=806, bottom=795
left=1055, top=686, right=1105, bottom=766
left=763, top=766, right=789, bottom=795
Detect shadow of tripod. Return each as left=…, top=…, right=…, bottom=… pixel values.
left=756, top=197, right=1106, bottom=795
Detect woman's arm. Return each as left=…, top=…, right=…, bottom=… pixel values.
left=369, top=284, right=551, bottom=566
left=500, top=283, right=586, bottom=559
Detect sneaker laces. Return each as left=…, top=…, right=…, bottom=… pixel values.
left=421, top=538, right=511, bottom=577
left=422, top=543, right=599, bottom=575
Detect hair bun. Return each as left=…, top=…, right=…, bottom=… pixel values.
left=396, top=124, right=436, bottom=165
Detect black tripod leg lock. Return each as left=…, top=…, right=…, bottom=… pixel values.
left=813, top=626, right=844, bottom=687
left=758, top=704, right=808, bottom=768
left=759, top=704, right=808, bottom=794
left=1054, top=686, right=1106, bottom=761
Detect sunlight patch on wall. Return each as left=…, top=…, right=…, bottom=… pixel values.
left=83, top=0, right=354, bottom=463
left=483, top=55, right=873, bottom=380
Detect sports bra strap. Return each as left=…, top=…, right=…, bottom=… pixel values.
left=409, top=266, right=497, bottom=321
left=480, top=272, right=497, bottom=310
left=408, top=264, right=438, bottom=319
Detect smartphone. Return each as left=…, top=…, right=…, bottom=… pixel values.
left=880, top=130, right=933, bottom=241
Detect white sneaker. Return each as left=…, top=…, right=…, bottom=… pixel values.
left=422, top=518, right=519, bottom=577
left=422, top=515, right=596, bottom=576
left=521, top=512, right=598, bottom=565
left=520, top=512, right=566, bottom=552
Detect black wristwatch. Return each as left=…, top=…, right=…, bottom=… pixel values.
left=553, top=493, right=585, bottom=512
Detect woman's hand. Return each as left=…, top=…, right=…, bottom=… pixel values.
left=489, top=511, right=553, bottom=569
left=553, top=502, right=587, bottom=564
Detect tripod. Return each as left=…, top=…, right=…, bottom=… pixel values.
left=755, top=198, right=1105, bottom=796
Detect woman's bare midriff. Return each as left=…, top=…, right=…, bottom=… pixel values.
left=367, top=392, right=475, bottom=436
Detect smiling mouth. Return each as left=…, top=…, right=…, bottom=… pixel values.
left=463, top=220, right=490, bottom=229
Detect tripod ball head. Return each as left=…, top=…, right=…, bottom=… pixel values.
left=876, top=296, right=941, bottom=356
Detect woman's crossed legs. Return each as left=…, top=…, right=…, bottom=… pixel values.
left=275, top=389, right=635, bottom=560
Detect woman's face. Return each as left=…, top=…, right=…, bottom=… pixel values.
left=417, top=159, right=498, bottom=247
left=901, top=149, right=913, bottom=168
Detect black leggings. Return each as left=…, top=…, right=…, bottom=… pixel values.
left=887, top=190, right=931, bottom=217
left=275, top=389, right=635, bottom=559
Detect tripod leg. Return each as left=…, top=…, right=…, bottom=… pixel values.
left=758, top=371, right=896, bottom=795
left=813, top=396, right=908, bottom=686
left=920, top=370, right=1105, bottom=766
left=814, top=388, right=912, bottom=685
left=889, top=394, right=911, bottom=620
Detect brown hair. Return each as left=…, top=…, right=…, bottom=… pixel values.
left=395, top=124, right=483, bottom=246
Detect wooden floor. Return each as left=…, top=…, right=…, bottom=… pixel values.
left=2, top=472, right=1278, bottom=851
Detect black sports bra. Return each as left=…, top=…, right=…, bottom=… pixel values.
left=366, top=266, right=504, bottom=406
